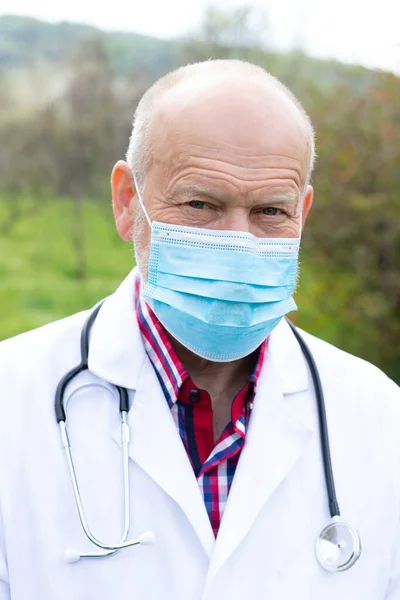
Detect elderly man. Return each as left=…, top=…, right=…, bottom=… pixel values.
left=0, top=60, right=399, bottom=600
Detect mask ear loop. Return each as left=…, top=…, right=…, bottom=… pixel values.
left=133, top=173, right=152, bottom=229
left=298, top=217, right=303, bottom=240
left=297, top=200, right=304, bottom=240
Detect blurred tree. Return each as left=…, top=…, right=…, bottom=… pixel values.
left=0, top=35, right=133, bottom=277
left=303, top=72, right=400, bottom=379
left=0, top=104, right=61, bottom=234
left=183, top=5, right=270, bottom=62
left=59, top=37, right=117, bottom=278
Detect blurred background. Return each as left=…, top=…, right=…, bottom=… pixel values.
left=0, top=0, right=399, bottom=383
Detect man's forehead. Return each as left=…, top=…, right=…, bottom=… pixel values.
left=149, top=76, right=310, bottom=172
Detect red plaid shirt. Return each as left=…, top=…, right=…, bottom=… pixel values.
left=135, top=279, right=266, bottom=536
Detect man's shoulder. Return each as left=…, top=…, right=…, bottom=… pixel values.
left=0, top=310, right=90, bottom=377
left=299, top=326, right=400, bottom=409
left=300, top=327, right=394, bottom=377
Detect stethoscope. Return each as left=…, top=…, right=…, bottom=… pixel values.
left=55, top=300, right=155, bottom=564
left=55, top=301, right=361, bottom=571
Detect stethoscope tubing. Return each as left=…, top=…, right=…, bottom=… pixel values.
left=55, top=299, right=136, bottom=558
left=286, top=319, right=340, bottom=519
left=55, top=300, right=129, bottom=422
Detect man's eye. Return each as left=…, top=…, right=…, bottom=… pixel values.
left=262, top=207, right=282, bottom=216
left=189, top=200, right=207, bottom=209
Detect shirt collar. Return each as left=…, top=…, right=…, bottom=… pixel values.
left=135, top=274, right=267, bottom=406
left=135, top=276, right=188, bottom=407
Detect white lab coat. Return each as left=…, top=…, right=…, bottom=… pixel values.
left=0, top=268, right=399, bottom=600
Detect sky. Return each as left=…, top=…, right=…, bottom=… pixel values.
left=1, top=0, right=399, bottom=75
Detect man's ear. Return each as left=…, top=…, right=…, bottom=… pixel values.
left=301, top=185, right=313, bottom=229
left=111, top=160, right=135, bottom=241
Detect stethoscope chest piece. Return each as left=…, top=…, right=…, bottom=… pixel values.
left=316, top=517, right=362, bottom=572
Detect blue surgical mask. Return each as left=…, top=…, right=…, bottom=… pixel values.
left=134, top=175, right=300, bottom=362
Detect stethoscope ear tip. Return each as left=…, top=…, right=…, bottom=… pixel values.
left=137, top=531, right=155, bottom=546
left=64, top=547, right=81, bottom=563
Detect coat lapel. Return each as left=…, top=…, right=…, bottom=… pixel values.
left=203, top=319, right=315, bottom=596
left=114, top=358, right=215, bottom=557
left=88, top=269, right=215, bottom=557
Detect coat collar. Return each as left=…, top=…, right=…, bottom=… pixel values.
left=88, top=268, right=147, bottom=390
left=268, top=315, right=310, bottom=395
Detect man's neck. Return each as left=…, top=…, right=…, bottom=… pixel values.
left=168, top=332, right=256, bottom=399
left=166, top=332, right=259, bottom=441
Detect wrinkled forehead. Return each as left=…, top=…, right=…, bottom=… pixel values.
left=148, top=77, right=311, bottom=178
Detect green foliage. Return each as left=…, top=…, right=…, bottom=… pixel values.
left=0, top=15, right=101, bottom=66
left=303, top=73, right=400, bottom=382
left=0, top=15, right=180, bottom=77
left=0, top=14, right=381, bottom=89
left=0, top=197, right=132, bottom=339
left=294, top=250, right=400, bottom=382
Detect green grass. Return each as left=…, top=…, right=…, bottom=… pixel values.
left=0, top=197, right=133, bottom=340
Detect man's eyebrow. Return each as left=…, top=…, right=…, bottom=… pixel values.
left=168, top=183, right=300, bottom=206
left=168, top=182, right=222, bottom=200
left=259, top=191, right=300, bottom=206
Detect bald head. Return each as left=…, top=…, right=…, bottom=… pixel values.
left=127, top=59, right=315, bottom=191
